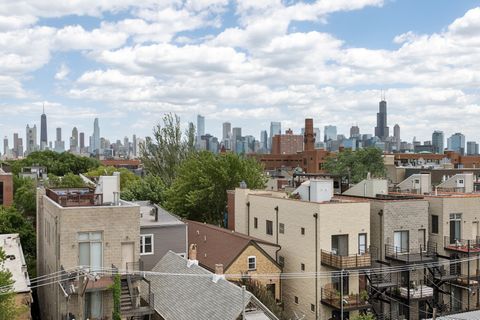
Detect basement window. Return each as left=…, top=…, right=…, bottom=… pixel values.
left=294, top=296, right=299, bottom=304
left=301, top=227, right=305, bottom=235
left=254, top=217, right=258, bottom=229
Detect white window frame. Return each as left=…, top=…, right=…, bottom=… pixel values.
left=247, top=256, right=256, bottom=271
left=140, top=234, right=154, bottom=255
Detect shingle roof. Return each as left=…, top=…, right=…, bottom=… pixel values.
left=147, top=251, right=255, bottom=320
left=186, top=220, right=279, bottom=271
left=428, top=310, right=480, bottom=319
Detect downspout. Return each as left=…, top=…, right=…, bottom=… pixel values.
left=247, top=202, right=250, bottom=236
left=274, top=206, right=279, bottom=245
left=313, top=213, right=319, bottom=320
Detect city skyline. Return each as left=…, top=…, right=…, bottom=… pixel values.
left=0, top=2, right=480, bottom=143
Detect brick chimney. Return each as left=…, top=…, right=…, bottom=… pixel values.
left=304, top=118, right=315, bottom=151
left=187, top=244, right=198, bottom=268
left=212, top=263, right=225, bottom=283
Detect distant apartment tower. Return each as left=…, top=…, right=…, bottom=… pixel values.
left=79, top=132, right=85, bottom=153
left=40, top=107, right=48, bottom=150
left=374, top=99, right=389, bottom=140
left=91, top=118, right=100, bottom=155
left=269, top=121, right=281, bottom=150
left=222, top=122, right=231, bottom=141
left=447, top=132, right=465, bottom=155
left=13, top=133, right=23, bottom=158
left=271, top=129, right=304, bottom=155
left=26, top=124, right=37, bottom=155
left=70, top=127, right=78, bottom=152
left=432, top=130, right=444, bottom=154
left=467, top=141, right=479, bottom=155
left=260, top=130, right=268, bottom=151
left=54, top=128, right=65, bottom=153
left=3, top=136, right=8, bottom=156
left=324, top=125, right=337, bottom=142
left=197, top=115, right=205, bottom=138
left=350, top=125, right=360, bottom=138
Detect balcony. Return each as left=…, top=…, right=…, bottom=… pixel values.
left=321, top=249, right=372, bottom=270
left=320, top=287, right=370, bottom=311
left=384, top=242, right=437, bottom=264
left=444, top=236, right=480, bottom=254
left=391, top=280, right=433, bottom=300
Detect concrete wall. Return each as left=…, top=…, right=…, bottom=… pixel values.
left=140, top=224, right=187, bottom=271
left=37, top=191, right=140, bottom=320
left=235, top=189, right=370, bottom=320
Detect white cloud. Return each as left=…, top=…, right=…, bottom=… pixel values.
left=54, top=63, right=70, bottom=80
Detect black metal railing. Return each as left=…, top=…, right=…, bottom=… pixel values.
left=320, top=287, right=370, bottom=310
left=321, top=247, right=374, bottom=269
left=385, top=241, right=437, bottom=263
left=444, top=236, right=480, bottom=253
left=392, top=279, right=434, bottom=300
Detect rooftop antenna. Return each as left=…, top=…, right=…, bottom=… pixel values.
left=42, top=102, right=45, bottom=114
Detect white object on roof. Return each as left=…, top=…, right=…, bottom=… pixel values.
left=0, top=233, right=30, bottom=293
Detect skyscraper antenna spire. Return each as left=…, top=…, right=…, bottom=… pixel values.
left=42, top=102, right=45, bottom=114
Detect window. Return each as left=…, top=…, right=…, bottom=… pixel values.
left=394, top=231, right=409, bottom=253
left=78, top=232, right=103, bottom=271
left=301, top=227, right=305, bottom=235
left=254, top=217, right=258, bottom=229
left=279, top=223, right=285, bottom=234
left=301, top=263, right=305, bottom=271
left=358, top=233, right=367, bottom=254
left=266, top=220, right=273, bottom=235
left=248, top=256, right=256, bottom=270
left=85, top=291, right=102, bottom=319
left=294, top=296, right=299, bottom=304
left=431, top=215, right=439, bottom=234
left=311, top=304, right=315, bottom=312
left=140, top=234, right=154, bottom=255
left=278, top=256, right=285, bottom=267
left=449, top=213, right=462, bottom=243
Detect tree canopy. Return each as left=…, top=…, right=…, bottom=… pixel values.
left=164, top=151, right=266, bottom=223
left=85, top=166, right=140, bottom=190
left=46, top=173, right=87, bottom=188
left=9, top=150, right=100, bottom=176
left=121, top=174, right=165, bottom=204
left=140, top=113, right=195, bottom=187
left=0, top=246, right=24, bottom=319
left=0, top=206, right=36, bottom=277
left=324, top=147, right=386, bottom=184
left=12, top=177, right=36, bottom=220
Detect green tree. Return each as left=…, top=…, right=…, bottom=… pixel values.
left=12, top=177, right=36, bottom=220
left=239, top=277, right=287, bottom=320
left=324, top=147, right=386, bottom=184
left=9, top=150, right=100, bottom=176
left=121, top=174, right=165, bottom=204
left=351, top=313, right=375, bottom=320
left=165, top=151, right=266, bottom=223
left=46, top=173, right=87, bottom=188
left=85, top=166, right=139, bottom=190
left=0, top=247, right=24, bottom=319
left=0, top=207, right=36, bottom=278
left=140, top=113, right=195, bottom=187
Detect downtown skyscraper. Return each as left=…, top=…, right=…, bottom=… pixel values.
left=40, top=106, right=48, bottom=150
left=91, top=118, right=100, bottom=155
left=374, top=99, right=389, bottom=141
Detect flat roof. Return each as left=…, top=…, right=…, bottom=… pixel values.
left=136, top=201, right=184, bottom=227
left=0, top=234, right=30, bottom=293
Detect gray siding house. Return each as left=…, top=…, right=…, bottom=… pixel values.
left=137, top=201, right=187, bottom=270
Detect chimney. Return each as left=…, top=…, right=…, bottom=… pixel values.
left=187, top=244, right=199, bottom=268
left=213, top=263, right=225, bottom=283
left=304, top=118, right=315, bottom=151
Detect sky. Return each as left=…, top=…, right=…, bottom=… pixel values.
left=1, top=0, right=480, bottom=146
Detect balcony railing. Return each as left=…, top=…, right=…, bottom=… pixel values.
left=392, top=280, right=434, bottom=300
left=385, top=242, right=437, bottom=263
left=320, top=287, right=370, bottom=310
left=46, top=187, right=103, bottom=207
left=321, top=249, right=372, bottom=269
left=444, top=236, right=480, bottom=253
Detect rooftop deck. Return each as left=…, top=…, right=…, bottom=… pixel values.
left=46, top=188, right=103, bottom=207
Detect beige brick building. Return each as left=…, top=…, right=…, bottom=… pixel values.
left=37, top=183, right=153, bottom=320
left=229, top=180, right=372, bottom=320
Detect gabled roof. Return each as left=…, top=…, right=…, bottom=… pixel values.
left=186, top=220, right=280, bottom=271
left=147, top=251, right=277, bottom=320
